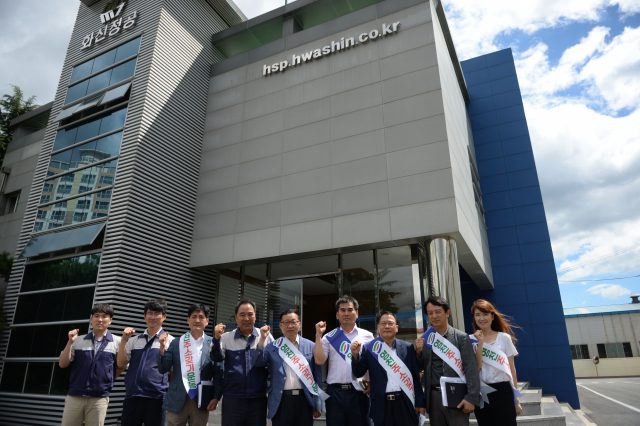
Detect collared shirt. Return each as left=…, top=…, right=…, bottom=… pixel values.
left=191, top=332, right=205, bottom=370
left=66, top=331, right=121, bottom=398
left=321, top=324, right=373, bottom=384
left=125, top=328, right=174, bottom=362
left=283, top=335, right=302, bottom=390
left=430, top=325, right=451, bottom=386
left=385, top=340, right=401, bottom=393
left=124, top=328, right=174, bottom=399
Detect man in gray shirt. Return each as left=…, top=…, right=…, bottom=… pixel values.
left=416, top=297, right=480, bottom=426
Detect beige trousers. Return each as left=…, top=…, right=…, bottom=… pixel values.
left=61, top=395, right=109, bottom=426
left=166, top=396, right=209, bottom=426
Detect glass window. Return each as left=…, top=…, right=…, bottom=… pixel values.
left=81, top=174, right=97, bottom=184
left=268, top=279, right=302, bottom=339
left=43, top=183, right=54, bottom=192
left=94, top=201, right=110, bottom=210
left=342, top=251, right=376, bottom=334
left=7, top=323, right=88, bottom=359
left=271, top=255, right=338, bottom=279
left=95, top=132, right=122, bottom=157
left=623, top=342, right=633, bottom=358
left=377, top=246, right=420, bottom=341
left=46, top=160, right=118, bottom=199
left=114, top=37, right=141, bottom=62
left=99, top=175, right=114, bottom=185
left=65, top=80, right=89, bottom=104
left=21, top=254, right=101, bottom=292
left=40, top=195, right=51, bottom=204
left=35, top=188, right=113, bottom=230
left=24, top=363, right=54, bottom=394
left=70, top=60, right=94, bottom=84
left=53, top=106, right=127, bottom=153
left=216, top=268, right=241, bottom=328
left=86, top=69, right=113, bottom=96
left=92, top=49, right=117, bottom=74
left=570, top=344, right=590, bottom=360
left=109, top=58, right=137, bottom=85
left=0, top=362, right=27, bottom=393
left=50, top=363, right=72, bottom=395
left=243, top=265, right=267, bottom=327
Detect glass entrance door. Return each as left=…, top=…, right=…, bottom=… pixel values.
left=268, top=274, right=338, bottom=340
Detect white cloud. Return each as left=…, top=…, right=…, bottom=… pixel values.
left=587, top=283, right=631, bottom=299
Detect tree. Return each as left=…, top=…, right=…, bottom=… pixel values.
left=0, top=251, right=12, bottom=282
left=0, top=85, right=38, bottom=164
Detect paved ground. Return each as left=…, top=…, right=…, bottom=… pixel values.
left=575, top=377, right=640, bottom=426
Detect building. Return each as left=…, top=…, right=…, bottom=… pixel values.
left=0, top=0, right=579, bottom=423
left=565, top=295, right=640, bottom=378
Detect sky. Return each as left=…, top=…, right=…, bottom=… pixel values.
left=1, top=0, right=639, bottom=309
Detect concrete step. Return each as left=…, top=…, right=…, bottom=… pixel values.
left=560, top=402, right=597, bottom=426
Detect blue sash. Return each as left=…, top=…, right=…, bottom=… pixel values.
left=325, top=328, right=353, bottom=361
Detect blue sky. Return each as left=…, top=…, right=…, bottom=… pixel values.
left=1, top=0, right=639, bottom=309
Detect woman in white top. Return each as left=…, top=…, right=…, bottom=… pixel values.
left=471, top=299, right=522, bottom=426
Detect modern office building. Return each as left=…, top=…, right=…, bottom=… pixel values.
left=0, top=0, right=579, bottom=423
left=565, top=295, right=640, bottom=378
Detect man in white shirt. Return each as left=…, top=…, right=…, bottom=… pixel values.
left=313, top=295, right=374, bottom=426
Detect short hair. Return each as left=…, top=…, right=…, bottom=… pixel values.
left=144, top=299, right=167, bottom=315
left=424, top=296, right=450, bottom=313
left=187, top=303, right=210, bottom=318
left=280, top=309, right=300, bottom=321
left=235, top=299, right=256, bottom=315
left=376, top=310, right=399, bottom=325
left=335, top=295, right=359, bottom=312
left=91, top=303, right=114, bottom=318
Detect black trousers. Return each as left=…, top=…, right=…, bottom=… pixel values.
left=325, top=385, right=372, bottom=426
left=474, top=381, right=517, bottom=426
left=121, top=396, right=165, bottom=426
left=373, top=393, right=417, bottom=426
left=221, top=396, right=268, bottom=426
left=272, top=393, right=313, bottom=426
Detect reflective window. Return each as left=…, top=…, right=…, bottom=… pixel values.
left=21, top=254, right=101, bottom=292
left=45, top=159, right=118, bottom=198
left=343, top=251, right=376, bottom=334
left=65, top=58, right=137, bottom=104
left=6, top=322, right=88, bottom=358
left=24, top=363, right=54, bottom=394
left=35, top=188, right=113, bottom=229
left=14, top=287, right=95, bottom=324
left=597, top=342, right=633, bottom=359
left=70, top=37, right=141, bottom=83
left=40, top=195, right=51, bottom=204
left=53, top=106, right=127, bottom=152
left=570, top=344, right=590, bottom=360
left=50, top=363, right=72, bottom=395
left=243, top=265, right=267, bottom=327
left=377, top=246, right=420, bottom=341
left=0, top=362, right=71, bottom=395
left=271, top=255, right=338, bottom=279
left=216, top=268, right=241, bottom=328
left=0, top=362, right=27, bottom=392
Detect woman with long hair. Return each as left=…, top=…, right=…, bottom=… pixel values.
left=471, top=299, right=522, bottom=426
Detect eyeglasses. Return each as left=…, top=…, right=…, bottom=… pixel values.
left=281, top=321, right=300, bottom=327
left=145, top=311, right=163, bottom=318
left=379, top=322, right=397, bottom=327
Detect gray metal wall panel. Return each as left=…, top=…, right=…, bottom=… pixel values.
left=0, top=0, right=239, bottom=424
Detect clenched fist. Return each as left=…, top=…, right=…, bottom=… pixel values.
left=68, top=329, right=80, bottom=343
left=122, top=327, right=136, bottom=341
left=315, top=321, right=326, bottom=336
left=415, top=338, right=424, bottom=357
left=350, top=340, right=361, bottom=360
left=474, top=329, right=483, bottom=343
left=260, top=325, right=271, bottom=338
left=159, top=332, right=169, bottom=354
left=214, top=323, right=226, bottom=340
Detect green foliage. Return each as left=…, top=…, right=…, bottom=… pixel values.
left=0, top=85, right=38, bottom=164
left=0, top=251, right=13, bottom=282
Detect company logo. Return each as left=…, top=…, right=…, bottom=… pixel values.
left=327, top=329, right=337, bottom=338
left=274, top=337, right=285, bottom=348
left=427, top=333, right=435, bottom=345
left=472, top=342, right=478, bottom=353
left=372, top=341, right=382, bottom=354
left=101, top=1, right=126, bottom=24
left=339, top=342, right=350, bottom=354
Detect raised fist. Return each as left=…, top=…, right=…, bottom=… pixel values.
left=474, top=329, right=483, bottom=342
left=159, top=332, right=169, bottom=348
left=415, top=338, right=424, bottom=356
left=315, top=321, right=326, bottom=335
left=214, top=323, right=226, bottom=340
left=122, top=327, right=136, bottom=341
left=68, top=329, right=79, bottom=343
left=260, top=325, right=271, bottom=338
left=350, top=340, right=361, bottom=357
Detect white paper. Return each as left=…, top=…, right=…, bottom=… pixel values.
left=419, top=413, right=427, bottom=426
left=440, top=376, right=465, bottom=407
left=198, top=381, right=214, bottom=407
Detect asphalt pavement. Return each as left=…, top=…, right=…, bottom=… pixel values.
left=576, top=377, right=640, bottom=426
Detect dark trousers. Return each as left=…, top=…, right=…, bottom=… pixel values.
left=428, top=390, right=470, bottom=426
left=221, top=396, right=268, bottom=426
left=474, top=381, right=517, bottom=426
left=121, top=396, right=165, bottom=426
left=325, top=384, right=372, bottom=426
left=373, top=393, right=417, bottom=426
left=272, top=393, right=313, bottom=426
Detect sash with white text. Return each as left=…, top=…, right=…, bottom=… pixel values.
left=366, top=338, right=415, bottom=407
left=421, top=327, right=465, bottom=378
left=180, top=332, right=200, bottom=399
left=325, top=328, right=365, bottom=390
left=469, top=335, right=522, bottom=402
left=273, top=337, right=330, bottom=410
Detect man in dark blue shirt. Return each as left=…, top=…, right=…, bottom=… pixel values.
left=117, top=299, right=174, bottom=426
left=59, top=303, right=125, bottom=426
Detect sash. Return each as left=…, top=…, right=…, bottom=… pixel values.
left=179, top=332, right=200, bottom=399
left=325, top=328, right=366, bottom=391
left=366, top=338, right=415, bottom=407
left=273, top=337, right=330, bottom=410
left=469, top=335, right=523, bottom=403
left=421, top=327, right=495, bottom=408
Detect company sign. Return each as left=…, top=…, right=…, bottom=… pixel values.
left=81, top=1, right=138, bottom=50
left=263, top=21, right=400, bottom=76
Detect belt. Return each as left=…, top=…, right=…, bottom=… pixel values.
left=329, top=383, right=354, bottom=390
left=431, top=386, right=441, bottom=392
left=283, top=389, right=303, bottom=396
left=385, top=392, right=403, bottom=401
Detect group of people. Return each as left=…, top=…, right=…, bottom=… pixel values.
left=58, top=294, right=522, bottom=426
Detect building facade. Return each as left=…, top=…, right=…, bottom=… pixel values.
left=565, top=296, right=640, bottom=378
left=0, top=0, right=579, bottom=423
